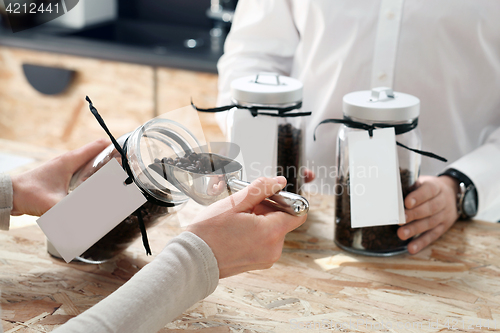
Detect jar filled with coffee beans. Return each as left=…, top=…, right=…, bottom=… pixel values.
left=334, top=88, right=421, bottom=256
left=63, top=118, right=201, bottom=263
left=228, top=73, right=310, bottom=194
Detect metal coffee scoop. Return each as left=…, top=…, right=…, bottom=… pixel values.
left=149, top=153, right=309, bottom=216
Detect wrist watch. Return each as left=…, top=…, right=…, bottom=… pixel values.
left=439, top=168, right=478, bottom=219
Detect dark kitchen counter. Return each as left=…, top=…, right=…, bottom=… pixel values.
left=0, top=20, right=223, bottom=73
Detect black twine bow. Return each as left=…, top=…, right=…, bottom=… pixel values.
left=314, top=118, right=447, bottom=162
left=86, top=96, right=152, bottom=256
left=191, top=100, right=312, bottom=118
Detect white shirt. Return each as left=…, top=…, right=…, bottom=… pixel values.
left=217, top=0, right=500, bottom=221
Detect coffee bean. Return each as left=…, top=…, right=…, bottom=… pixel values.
left=151, top=152, right=239, bottom=178
left=153, top=153, right=210, bottom=175
left=277, top=123, right=302, bottom=194
left=80, top=200, right=170, bottom=262
left=335, top=168, right=414, bottom=253
left=78, top=151, right=171, bottom=263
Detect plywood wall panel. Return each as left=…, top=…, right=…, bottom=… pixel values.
left=0, top=47, right=155, bottom=150
left=157, top=67, right=225, bottom=144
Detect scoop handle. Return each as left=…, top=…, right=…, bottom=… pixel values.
left=228, top=179, right=309, bottom=217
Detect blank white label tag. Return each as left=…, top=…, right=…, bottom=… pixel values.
left=37, top=159, right=147, bottom=262
left=348, top=127, right=404, bottom=228
left=230, top=109, right=277, bottom=182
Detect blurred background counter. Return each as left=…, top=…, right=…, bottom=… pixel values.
left=0, top=0, right=235, bottom=151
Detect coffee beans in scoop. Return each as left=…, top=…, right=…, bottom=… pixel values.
left=149, top=152, right=239, bottom=176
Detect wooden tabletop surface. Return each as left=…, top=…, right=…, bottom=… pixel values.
left=1, top=193, right=500, bottom=332
left=1, top=139, right=500, bottom=332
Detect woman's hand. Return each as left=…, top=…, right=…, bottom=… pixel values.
left=187, top=176, right=307, bottom=278
left=398, top=175, right=459, bottom=254
left=11, top=139, right=109, bottom=217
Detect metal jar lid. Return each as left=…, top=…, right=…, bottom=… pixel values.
left=343, top=87, right=420, bottom=122
left=230, top=73, right=303, bottom=105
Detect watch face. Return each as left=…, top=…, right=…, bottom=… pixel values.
left=463, top=187, right=478, bottom=217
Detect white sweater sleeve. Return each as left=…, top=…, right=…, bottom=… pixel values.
left=215, top=0, right=299, bottom=132
left=0, top=173, right=13, bottom=231
left=53, top=232, right=219, bottom=333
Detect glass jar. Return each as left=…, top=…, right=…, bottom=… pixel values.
left=276, top=115, right=305, bottom=194
left=228, top=73, right=307, bottom=194
left=64, top=118, right=201, bottom=263
left=334, top=88, right=421, bottom=256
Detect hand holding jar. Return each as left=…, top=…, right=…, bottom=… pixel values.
left=316, top=88, right=448, bottom=256
left=8, top=140, right=307, bottom=273
left=398, top=175, right=460, bottom=254
left=10, top=139, right=110, bottom=218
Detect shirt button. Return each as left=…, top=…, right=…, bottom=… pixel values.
left=378, top=72, right=387, bottom=81
left=386, top=10, right=395, bottom=20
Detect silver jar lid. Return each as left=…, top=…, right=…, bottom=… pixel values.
left=231, top=73, right=303, bottom=105
left=343, top=87, right=420, bottom=122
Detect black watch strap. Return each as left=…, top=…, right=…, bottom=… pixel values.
left=440, top=168, right=473, bottom=187
left=439, top=168, right=478, bottom=219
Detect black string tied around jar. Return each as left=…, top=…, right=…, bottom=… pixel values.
left=86, top=96, right=175, bottom=256
left=313, top=117, right=447, bottom=162
left=191, top=100, right=312, bottom=118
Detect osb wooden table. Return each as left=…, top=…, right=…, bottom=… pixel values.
left=2, top=197, right=500, bottom=333
left=1, top=140, right=500, bottom=332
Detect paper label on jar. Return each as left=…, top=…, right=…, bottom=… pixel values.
left=230, top=108, right=278, bottom=182
left=37, top=159, right=147, bottom=263
left=347, top=127, right=404, bottom=228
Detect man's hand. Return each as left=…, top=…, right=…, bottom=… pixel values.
left=11, top=139, right=109, bottom=217
left=187, top=176, right=307, bottom=278
left=398, top=175, right=459, bottom=254
left=303, top=168, right=315, bottom=183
